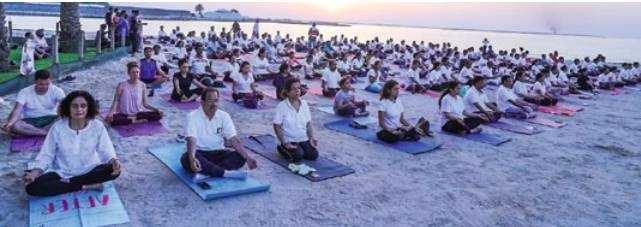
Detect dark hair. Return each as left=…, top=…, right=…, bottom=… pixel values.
left=379, top=80, right=399, bottom=101
left=153, top=44, right=161, bottom=49
left=472, top=76, right=485, bottom=85
left=240, top=61, right=250, bottom=72
left=284, top=78, right=301, bottom=94
left=178, top=59, right=188, bottom=67
left=200, top=87, right=220, bottom=101
left=127, top=61, right=139, bottom=72
left=535, top=72, right=544, bottom=81
left=34, top=69, right=51, bottom=80
left=58, top=90, right=98, bottom=119
left=144, top=46, right=152, bottom=52
left=279, top=63, right=290, bottom=73
left=339, top=77, right=351, bottom=86
left=438, top=81, right=459, bottom=108
left=500, top=75, right=511, bottom=85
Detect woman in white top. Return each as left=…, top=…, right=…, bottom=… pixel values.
left=365, top=61, right=386, bottom=94
left=377, top=80, right=431, bottom=143
left=273, top=78, right=319, bottom=162
left=231, top=61, right=264, bottom=105
left=24, top=90, right=121, bottom=196
left=439, top=81, right=483, bottom=134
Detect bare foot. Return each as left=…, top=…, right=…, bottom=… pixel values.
left=82, top=183, right=104, bottom=192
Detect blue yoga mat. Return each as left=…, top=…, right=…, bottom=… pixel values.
left=241, top=135, right=355, bottom=182
left=323, top=119, right=443, bottom=154
left=439, top=129, right=512, bottom=146
left=147, top=143, right=270, bottom=200
left=28, top=181, right=130, bottom=227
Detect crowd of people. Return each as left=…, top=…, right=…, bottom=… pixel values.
left=3, top=20, right=641, bottom=198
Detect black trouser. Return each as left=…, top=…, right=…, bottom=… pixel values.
left=377, top=128, right=421, bottom=143
left=111, top=111, right=162, bottom=126
left=336, top=101, right=366, bottom=116
left=429, top=84, right=444, bottom=91
left=524, top=97, right=558, bottom=106
left=475, top=111, right=502, bottom=122
left=322, top=88, right=339, bottom=97
left=441, top=117, right=483, bottom=134
left=181, top=150, right=246, bottom=177
left=171, top=88, right=203, bottom=101
left=26, top=164, right=119, bottom=196
left=277, top=141, right=318, bottom=162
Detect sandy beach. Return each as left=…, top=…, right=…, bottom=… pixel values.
left=1, top=54, right=641, bottom=227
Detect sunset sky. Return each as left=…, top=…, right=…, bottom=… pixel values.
left=112, top=2, right=641, bottom=39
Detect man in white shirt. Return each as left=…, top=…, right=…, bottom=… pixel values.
left=496, top=76, right=536, bottom=119
left=463, top=76, right=501, bottom=122
left=404, top=60, right=426, bottom=93
left=2, top=70, right=65, bottom=136
left=190, top=44, right=218, bottom=83
left=321, top=60, right=342, bottom=97
left=181, top=88, right=257, bottom=180
left=34, top=29, right=51, bottom=59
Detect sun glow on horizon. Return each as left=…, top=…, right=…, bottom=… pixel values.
left=318, top=0, right=350, bottom=13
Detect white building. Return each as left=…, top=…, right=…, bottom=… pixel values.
left=203, top=9, right=248, bottom=20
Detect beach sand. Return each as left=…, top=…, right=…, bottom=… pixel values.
left=1, top=55, right=641, bottom=227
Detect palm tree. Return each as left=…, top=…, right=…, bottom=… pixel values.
left=195, top=4, right=204, bottom=18
left=59, top=2, right=82, bottom=53
left=0, top=3, right=10, bottom=72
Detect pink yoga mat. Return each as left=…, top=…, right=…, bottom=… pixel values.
left=424, top=90, right=440, bottom=98
left=524, top=117, right=567, bottom=128
left=537, top=106, right=577, bottom=116
left=10, top=136, right=45, bottom=152
left=556, top=103, right=583, bottom=112
left=111, top=121, right=169, bottom=138
left=159, top=93, right=200, bottom=110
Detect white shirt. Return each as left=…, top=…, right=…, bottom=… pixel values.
left=224, top=61, right=240, bottom=73
left=513, top=80, right=530, bottom=97
left=253, top=57, right=270, bottom=73
left=16, top=84, right=65, bottom=118
left=190, top=56, right=210, bottom=75
left=34, top=119, right=116, bottom=179
left=379, top=98, right=404, bottom=129
left=367, top=69, right=382, bottom=85
left=427, top=70, right=442, bottom=84
left=558, top=71, right=569, bottom=83
left=404, top=68, right=421, bottom=85
left=532, top=81, right=547, bottom=96
left=321, top=69, right=341, bottom=89
left=440, top=94, right=465, bottom=125
left=496, top=85, right=519, bottom=112
left=152, top=53, right=169, bottom=65
left=174, top=47, right=188, bottom=59
left=351, top=58, right=363, bottom=70
left=185, top=108, right=237, bottom=151
left=231, top=72, right=255, bottom=93
left=273, top=99, right=312, bottom=143
left=301, top=61, right=314, bottom=76
left=459, top=67, right=474, bottom=83
left=463, top=86, right=490, bottom=112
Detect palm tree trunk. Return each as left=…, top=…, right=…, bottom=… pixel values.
left=59, top=2, right=82, bottom=53
left=0, top=3, right=11, bottom=72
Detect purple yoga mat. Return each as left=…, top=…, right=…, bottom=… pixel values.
left=10, top=136, right=45, bottom=152
left=111, top=121, right=169, bottom=137
left=486, top=121, right=543, bottom=135
left=219, top=90, right=277, bottom=109
left=159, top=93, right=200, bottom=110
